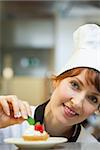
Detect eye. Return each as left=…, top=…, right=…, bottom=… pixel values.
left=70, top=80, right=80, bottom=90
left=87, top=95, right=98, bottom=104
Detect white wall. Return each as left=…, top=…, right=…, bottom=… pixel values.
left=13, top=19, right=54, bottom=48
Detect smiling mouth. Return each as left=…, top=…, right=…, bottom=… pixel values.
left=63, top=104, right=79, bottom=118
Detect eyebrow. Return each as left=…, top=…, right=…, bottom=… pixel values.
left=75, top=77, right=100, bottom=97
left=75, top=77, right=84, bottom=87
left=91, top=92, right=100, bottom=97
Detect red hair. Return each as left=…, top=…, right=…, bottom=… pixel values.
left=51, top=67, right=100, bottom=92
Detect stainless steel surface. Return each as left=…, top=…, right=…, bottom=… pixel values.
left=0, top=143, right=100, bottom=150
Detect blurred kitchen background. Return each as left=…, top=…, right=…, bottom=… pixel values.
left=0, top=0, right=100, bottom=141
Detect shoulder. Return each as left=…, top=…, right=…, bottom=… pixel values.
left=77, top=125, right=98, bottom=143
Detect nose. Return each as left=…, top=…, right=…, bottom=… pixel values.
left=71, top=93, right=85, bottom=110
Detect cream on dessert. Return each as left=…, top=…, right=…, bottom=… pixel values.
left=22, top=123, right=49, bottom=141
left=23, top=125, right=47, bottom=136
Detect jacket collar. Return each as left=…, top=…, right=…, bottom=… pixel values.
left=34, top=100, right=49, bottom=124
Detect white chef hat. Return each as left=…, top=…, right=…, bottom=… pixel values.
left=57, top=24, right=100, bottom=75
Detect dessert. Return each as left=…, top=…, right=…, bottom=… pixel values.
left=22, top=123, right=49, bottom=141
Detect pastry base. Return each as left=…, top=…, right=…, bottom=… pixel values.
left=22, top=133, right=49, bottom=141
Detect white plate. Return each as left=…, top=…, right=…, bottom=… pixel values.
left=4, top=137, right=67, bottom=149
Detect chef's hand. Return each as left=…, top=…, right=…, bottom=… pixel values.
left=0, top=95, right=32, bottom=128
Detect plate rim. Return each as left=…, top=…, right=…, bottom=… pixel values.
left=4, top=137, right=67, bottom=146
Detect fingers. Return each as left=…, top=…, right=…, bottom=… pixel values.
left=7, top=95, right=20, bottom=118
left=0, top=95, right=31, bottom=120
left=0, top=96, right=10, bottom=116
left=21, top=101, right=32, bottom=117
left=18, top=100, right=28, bottom=119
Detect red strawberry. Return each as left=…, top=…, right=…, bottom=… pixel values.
left=34, top=123, right=44, bottom=133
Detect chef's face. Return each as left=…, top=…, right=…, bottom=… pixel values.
left=50, top=69, right=100, bottom=126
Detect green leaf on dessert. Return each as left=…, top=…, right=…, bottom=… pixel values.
left=27, top=116, right=35, bottom=125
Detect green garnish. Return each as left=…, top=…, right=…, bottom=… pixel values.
left=27, top=116, right=35, bottom=125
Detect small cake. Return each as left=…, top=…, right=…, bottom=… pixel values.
left=22, top=123, right=49, bottom=141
